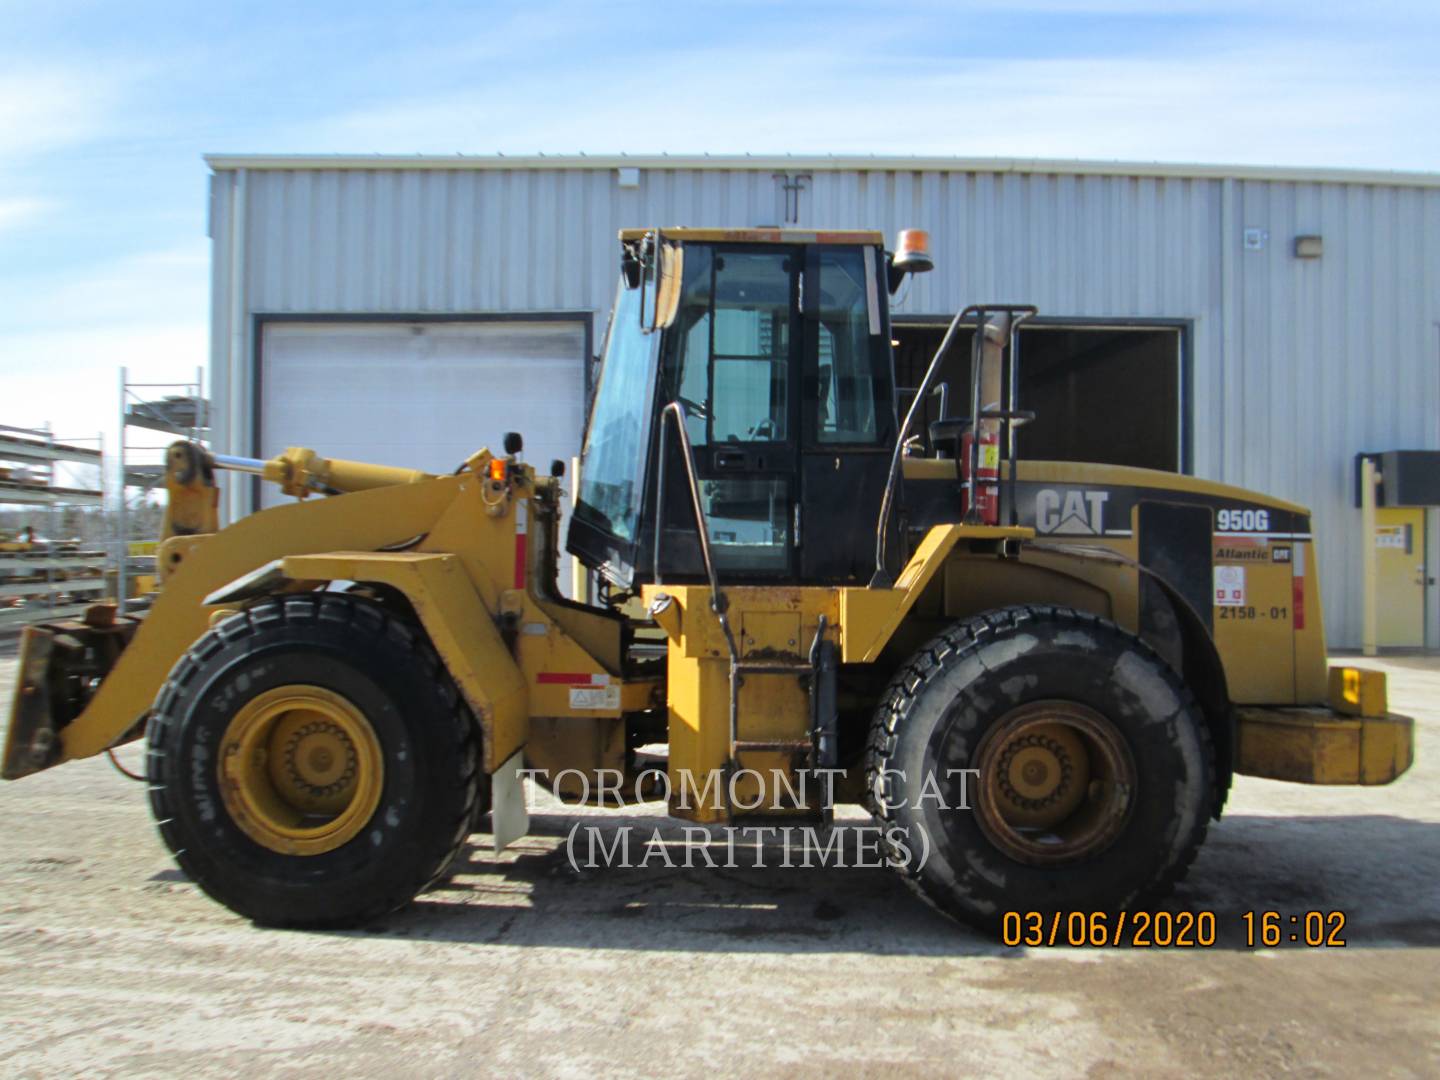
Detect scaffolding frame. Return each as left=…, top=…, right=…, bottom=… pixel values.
left=117, top=367, right=207, bottom=607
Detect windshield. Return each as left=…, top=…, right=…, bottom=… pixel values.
left=574, top=282, right=657, bottom=544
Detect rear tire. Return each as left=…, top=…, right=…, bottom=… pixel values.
left=865, top=604, right=1213, bottom=934
left=147, top=594, right=478, bottom=928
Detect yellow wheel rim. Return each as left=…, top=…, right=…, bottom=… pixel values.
left=217, top=685, right=384, bottom=856
left=973, top=700, right=1136, bottom=866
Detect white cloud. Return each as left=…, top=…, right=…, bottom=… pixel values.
left=0, top=66, right=127, bottom=159
left=0, top=240, right=208, bottom=338
left=0, top=197, right=52, bottom=233
left=0, top=241, right=209, bottom=445
left=901, top=47, right=1436, bottom=167
left=299, top=35, right=1440, bottom=171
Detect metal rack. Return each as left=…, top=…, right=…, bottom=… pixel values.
left=117, top=367, right=208, bottom=606
left=0, top=423, right=107, bottom=631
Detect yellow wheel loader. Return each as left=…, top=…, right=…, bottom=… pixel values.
left=3, top=227, right=1414, bottom=933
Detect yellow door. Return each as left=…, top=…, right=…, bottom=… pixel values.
left=1375, top=507, right=1426, bottom=647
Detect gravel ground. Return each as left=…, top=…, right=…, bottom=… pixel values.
left=0, top=648, right=1436, bottom=1078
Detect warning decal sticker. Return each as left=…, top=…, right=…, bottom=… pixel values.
left=570, top=685, right=622, bottom=710
left=1214, top=565, right=1246, bottom=607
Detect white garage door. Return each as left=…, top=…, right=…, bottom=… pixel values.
left=259, top=318, right=587, bottom=545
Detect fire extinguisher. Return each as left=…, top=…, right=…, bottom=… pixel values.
left=960, top=427, right=1001, bottom=525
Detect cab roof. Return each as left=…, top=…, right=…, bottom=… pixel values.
left=618, top=227, right=885, bottom=245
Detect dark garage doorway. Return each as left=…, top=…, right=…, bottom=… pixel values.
left=892, top=320, right=1187, bottom=473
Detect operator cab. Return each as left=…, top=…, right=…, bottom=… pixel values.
left=569, top=228, right=934, bottom=589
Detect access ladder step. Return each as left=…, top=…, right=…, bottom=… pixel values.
left=735, top=659, right=812, bottom=675
left=733, top=739, right=813, bottom=753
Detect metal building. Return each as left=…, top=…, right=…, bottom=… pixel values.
left=205, top=154, right=1440, bottom=649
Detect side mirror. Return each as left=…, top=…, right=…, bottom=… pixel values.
left=621, top=246, right=643, bottom=290
left=503, top=431, right=524, bottom=456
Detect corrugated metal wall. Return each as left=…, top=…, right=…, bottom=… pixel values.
left=208, top=162, right=1440, bottom=647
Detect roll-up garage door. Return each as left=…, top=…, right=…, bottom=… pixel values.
left=258, top=317, right=587, bottom=523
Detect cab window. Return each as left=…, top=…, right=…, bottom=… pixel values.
left=813, top=247, right=890, bottom=445
left=666, top=249, right=792, bottom=445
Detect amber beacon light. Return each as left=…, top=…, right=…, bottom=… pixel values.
left=894, top=229, right=934, bottom=273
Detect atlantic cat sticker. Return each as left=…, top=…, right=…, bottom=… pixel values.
left=1215, top=537, right=1269, bottom=562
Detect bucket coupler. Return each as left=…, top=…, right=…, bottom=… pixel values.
left=3, top=608, right=143, bottom=779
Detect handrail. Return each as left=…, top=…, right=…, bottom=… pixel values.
left=870, top=304, right=1037, bottom=586
left=870, top=304, right=983, bottom=587
left=962, top=306, right=1037, bottom=523
left=654, top=401, right=729, bottom=617
left=654, top=402, right=743, bottom=766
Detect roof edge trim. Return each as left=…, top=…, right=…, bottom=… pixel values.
left=202, top=153, right=1440, bottom=188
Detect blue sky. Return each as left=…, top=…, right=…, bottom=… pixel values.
left=3, top=0, right=1438, bottom=442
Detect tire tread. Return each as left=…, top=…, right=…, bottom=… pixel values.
left=146, top=593, right=479, bottom=928
left=862, top=603, right=1215, bottom=920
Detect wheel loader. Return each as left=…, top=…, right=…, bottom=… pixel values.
left=2, top=227, right=1414, bottom=934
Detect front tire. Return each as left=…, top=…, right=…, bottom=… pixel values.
left=865, top=605, right=1213, bottom=933
left=147, top=594, right=478, bottom=928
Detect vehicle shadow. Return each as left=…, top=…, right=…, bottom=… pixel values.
left=343, top=810, right=1440, bottom=954
left=394, top=809, right=1003, bottom=956
left=1178, top=812, right=1440, bottom=948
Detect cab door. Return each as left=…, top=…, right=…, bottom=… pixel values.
left=652, top=244, right=801, bottom=579
left=799, top=245, right=897, bottom=583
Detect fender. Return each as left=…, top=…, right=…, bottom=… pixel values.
left=1024, top=541, right=1234, bottom=813
left=838, top=523, right=1034, bottom=663
left=838, top=526, right=1235, bottom=815
left=264, top=551, right=529, bottom=772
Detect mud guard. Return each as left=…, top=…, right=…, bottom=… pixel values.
left=275, top=551, right=529, bottom=772
left=490, top=751, right=531, bottom=853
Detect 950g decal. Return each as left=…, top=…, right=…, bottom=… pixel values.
left=1217, top=507, right=1271, bottom=533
